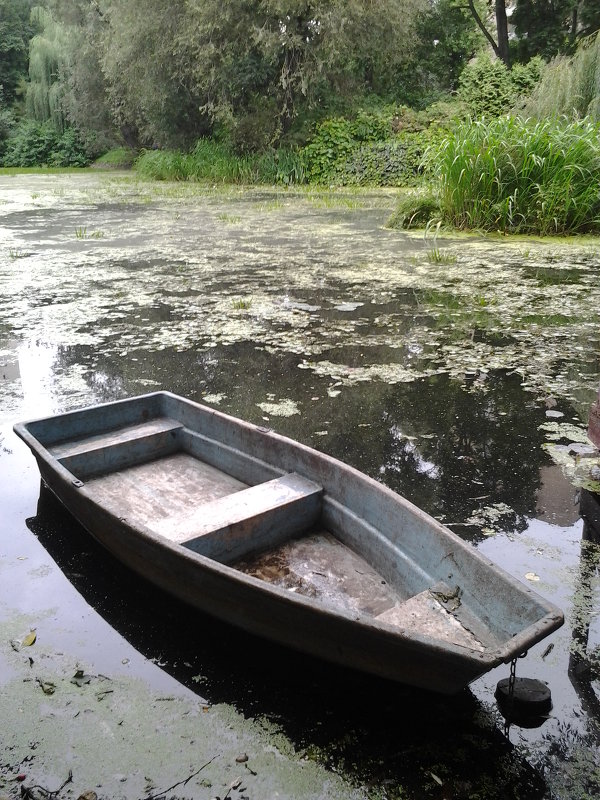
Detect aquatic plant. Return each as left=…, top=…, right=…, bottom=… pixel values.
left=75, top=227, right=104, bottom=239
left=386, top=189, right=441, bottom=230
left=135, top=139, right=305, bottom=186
left=232, top=298, right=252, bottom=310
left=431, top=116, right=600, bottom=235
left=426, top=248, right=457, bottom=265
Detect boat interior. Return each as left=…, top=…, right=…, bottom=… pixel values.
left=22, top=397, right=551, bottom=653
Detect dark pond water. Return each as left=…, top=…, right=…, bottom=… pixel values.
left=0, top=175, right=599, bottom=799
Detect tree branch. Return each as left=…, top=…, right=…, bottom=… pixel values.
left=466, top=0, right=500, bottom=58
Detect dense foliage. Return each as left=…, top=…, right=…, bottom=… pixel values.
left=512, top=0, right=600, bottom=61
left=3, top=0, right=600, bottom=238
left=430, top=116, right=600, bottom=235
left=0, top=0, right=36, bottom=104
left=521, top=30, right=600, bottom=121
left=1, top=118, right=88, bottom=165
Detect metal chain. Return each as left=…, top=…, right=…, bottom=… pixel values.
left=504, top=657, right=518, bottom=737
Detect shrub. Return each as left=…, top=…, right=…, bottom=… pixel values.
left=430, top=116, right=600, bottom=235
left=300, top=109, right=445, bottom=186
left=335, top=131, right=442, bottom=187
left=458, top=53, right=544, bottom=117
left=1, top=119, right=89, bottom=166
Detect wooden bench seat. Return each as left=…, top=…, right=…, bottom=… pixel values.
left=50, top=417, right=183, bottom=459
left=55, top=418, right=184, bottom=480
left=155, top=472, right=323, bottom=564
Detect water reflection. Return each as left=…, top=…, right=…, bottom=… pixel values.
left=46, top=339, right=556, bottom=541
left=570, top=490, right=600, bottom=718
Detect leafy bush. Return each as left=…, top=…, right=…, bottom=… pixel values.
left=300, top=109, right=445, bottom=186
left=1, top=120, right=89, bottom=166
left=335, top=131, right=442, bottom=187
left=300, top=111, right=397, bottom=183
left=458, top=53, right=544, bottom=117
left=430, top=116, right=600, bottom=235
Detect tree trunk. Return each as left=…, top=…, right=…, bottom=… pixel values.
left=495, top=1, right=510, bottom=66
left=466, top=1, right=511, bottom=66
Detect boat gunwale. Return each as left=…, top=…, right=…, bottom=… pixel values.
left=13, top=390, right=564, bottom=670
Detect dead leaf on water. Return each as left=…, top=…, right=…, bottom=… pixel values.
left=36, top=678, right=56, bottom=695
left=22, top=631, right=37, bottom=647
left=525, top=572, right=540, bottom=582
left=71, top=669, right=91, bottom=687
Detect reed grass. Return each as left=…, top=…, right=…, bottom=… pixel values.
left=430, top=116, right=600, bottom=235
left=135, top=140, right=305, bottom=185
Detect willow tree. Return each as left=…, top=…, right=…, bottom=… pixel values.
left=25, top=5, right=68, bottom=130
left=521, top=30, right=600, bottom=120
left=64, top=0, right=427, bottom=150
left=180, top=0, right=429, bottom=146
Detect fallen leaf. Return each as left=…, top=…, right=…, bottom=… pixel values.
left=525, top=572, right=540, bottom=582
left=430, top=772, right=443, bottom=785
left=36, top=679, right=55, bottom=695
left=71, top=669, right=91, bottom=687
left=22, top=631, right=37, bottom=647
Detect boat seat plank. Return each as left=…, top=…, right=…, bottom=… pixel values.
left=375, top=588, right=486, bottom=651
left=48, top=417, right=183, bottom=459
left=85, top=453, right=248, bottom=524
left=156, top=472, right=323, bottom=564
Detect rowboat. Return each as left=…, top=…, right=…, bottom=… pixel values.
left=14, top=391, right=563, bottom=693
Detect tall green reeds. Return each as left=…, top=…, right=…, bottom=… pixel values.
left=430, top=116, right=600, bottom=235
left=135, top=139, right=305, bottom=185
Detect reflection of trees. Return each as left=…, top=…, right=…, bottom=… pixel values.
left=375, top=372, right=547, bottom=538
left=56, top=343, right=547, bottom=537
left=570, top=490, right=600, bottom=720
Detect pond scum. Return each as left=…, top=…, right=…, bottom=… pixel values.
left=1, top=174, right=600, bottom=798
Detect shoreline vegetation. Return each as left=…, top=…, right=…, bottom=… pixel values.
left=2, top=8, right=600, bottom=237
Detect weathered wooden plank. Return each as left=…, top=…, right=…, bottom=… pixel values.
left=85, top=454, right=247, bottom=525
left=58, top=426, right=182, bottom=480
left=158, top=472, right=323, bottom=563
left=50, top=417, right=183, bottom=459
